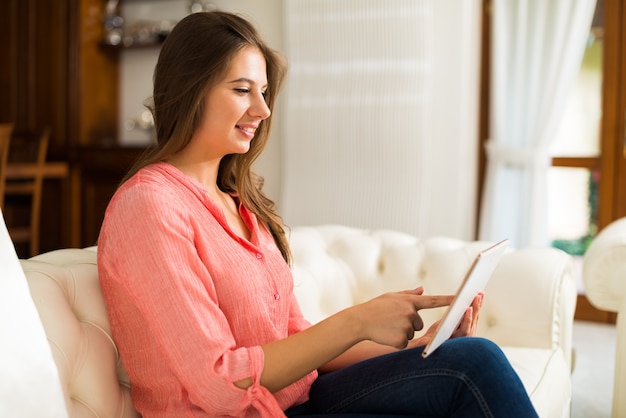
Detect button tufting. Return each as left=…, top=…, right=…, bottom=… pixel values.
left=273, top=293, right=280, bottom=300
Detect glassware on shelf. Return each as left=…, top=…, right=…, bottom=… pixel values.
left=103, top=0, right=124, bottom=46
left=189, top=0, right=215, bottom=14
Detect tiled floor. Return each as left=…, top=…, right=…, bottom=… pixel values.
left=571, top=320, right=616, bottom=418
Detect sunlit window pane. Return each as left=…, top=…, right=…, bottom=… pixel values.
left=548, top=167, right=598, bottom=255
left=550, top=35, right=602, bottom=157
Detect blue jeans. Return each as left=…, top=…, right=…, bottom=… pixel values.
left=285, top=337, right=538, bottom=418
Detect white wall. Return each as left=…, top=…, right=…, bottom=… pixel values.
left=279, top=0, right=481, bottom=239
left=430, top=0, right=481, bottom=239
left=119, top=0, right=481, bottom=239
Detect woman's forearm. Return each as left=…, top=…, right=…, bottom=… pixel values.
left=249, top=288, right=452, bottom=393
left=259, top=306, right=364, bottom=392
left=318, top=340, right=397, bottom=373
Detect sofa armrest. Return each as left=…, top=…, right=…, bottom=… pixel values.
left=22, top=248, right=139, bottom=418
left=583, top=217, right=626, bottom=418
left=479, top=247, right=576, bottom=368
left=583, top=217, right=626, bottom=313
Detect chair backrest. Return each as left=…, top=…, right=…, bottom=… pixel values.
left=4, top=128, right=51, bottom=257
left=0, top=123, right=13, bottom=209
left=7, top=128, right=50, bottom=166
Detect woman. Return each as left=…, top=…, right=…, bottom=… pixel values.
left=97, top=11, right=538, bottom=418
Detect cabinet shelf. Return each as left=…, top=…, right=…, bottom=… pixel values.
left=100, top=39, right=165, bottom=50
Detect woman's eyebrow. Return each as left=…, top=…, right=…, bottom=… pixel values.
left=228, top=77, right=268, bottom=88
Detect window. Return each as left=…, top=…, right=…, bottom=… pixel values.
left=479, top=0, right=624, bottom=322
left=549, top=24, right=603, bottom=256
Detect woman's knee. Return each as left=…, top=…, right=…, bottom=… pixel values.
left=441, top=336, right=502, bottom=354
left=433, top=337, right=513, bottom=371
left=446, top=336, right=502, bottom=354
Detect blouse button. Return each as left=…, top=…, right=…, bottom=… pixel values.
left=274, top=293, right=280, bottom=300
left=256, top=253, right=263, bottom=259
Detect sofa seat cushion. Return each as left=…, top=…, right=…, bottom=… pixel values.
left=502, top=347, right=571, bottom=418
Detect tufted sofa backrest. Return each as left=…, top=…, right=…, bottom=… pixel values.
left=21, top=248, right=139, bottom=418
left=288, top=225, right=492, bottom=327
left=288, top=224, right=574, bottom=361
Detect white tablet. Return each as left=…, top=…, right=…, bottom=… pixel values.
left=421, top=239, right=509, bottom=358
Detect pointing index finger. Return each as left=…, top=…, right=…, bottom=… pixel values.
left=414, top=294, right=454, bottom=310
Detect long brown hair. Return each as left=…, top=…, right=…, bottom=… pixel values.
left=122, top=11, right=291, bottom=263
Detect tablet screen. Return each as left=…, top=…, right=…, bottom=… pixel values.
left=421, top=239, right=508, bottom=358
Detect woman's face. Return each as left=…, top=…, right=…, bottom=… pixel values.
left=192, top=46, right=271, bottom=160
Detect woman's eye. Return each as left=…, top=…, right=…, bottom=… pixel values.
left=234, top=88, right=267, bottom=100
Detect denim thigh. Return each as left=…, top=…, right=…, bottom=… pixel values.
left=285, top=337, right=538, bottom=418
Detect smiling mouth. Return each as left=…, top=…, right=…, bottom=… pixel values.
left=237, top=125, right=256, bottom=134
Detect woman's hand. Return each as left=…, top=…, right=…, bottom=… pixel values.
left=452, top=291, right=483, bottom=338
left=347, top=287, right=454, bottom=349
left=261, top=289, right=482, bottom=390
left=317, top=290, right=484, bottom=374
left=407, top=292, right=484, bottom=349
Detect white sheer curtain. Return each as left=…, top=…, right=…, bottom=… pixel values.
left=479, top=0, right=597, bottom=248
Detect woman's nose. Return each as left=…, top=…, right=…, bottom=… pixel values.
left=250, top=92, right=271, bottom=120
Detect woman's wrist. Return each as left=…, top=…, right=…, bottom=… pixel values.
left=336, top=305, right=368, bottom=344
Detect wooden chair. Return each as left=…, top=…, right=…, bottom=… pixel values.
left=3, top=128, right=50, bottom=257
left=0, top=123, right=13, bottom=210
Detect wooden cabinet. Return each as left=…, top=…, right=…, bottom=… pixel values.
left=68, top=146, right=145, bottom=247
left=0, top=0, right=119, bottom=149
left=0, top=0, right=141, bottom=255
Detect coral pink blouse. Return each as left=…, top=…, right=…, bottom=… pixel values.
left=97, top=162, right=316, bottom=417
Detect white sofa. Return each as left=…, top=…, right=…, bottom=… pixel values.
left=583, top=217, right=626, bottom=418
left=6, top=223, right=576, bottom=417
